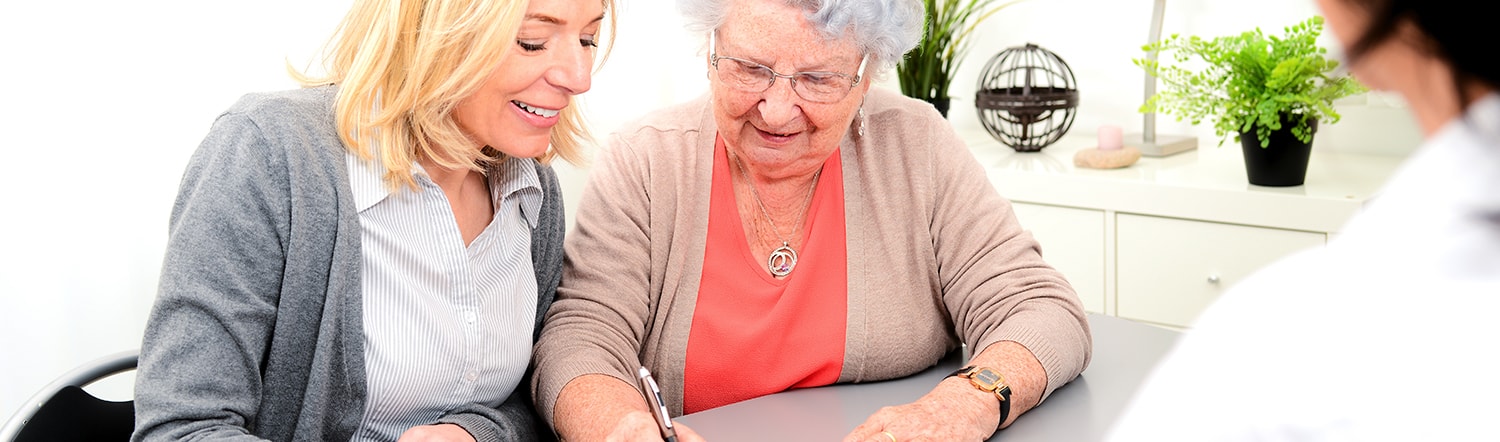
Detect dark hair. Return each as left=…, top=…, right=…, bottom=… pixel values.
left=1342, top=0, right=1499, bottom=104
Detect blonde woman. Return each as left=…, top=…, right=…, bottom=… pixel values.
left=133, top=0, right=612, bottom=440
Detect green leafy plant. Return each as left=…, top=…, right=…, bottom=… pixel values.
left=1135, top=16, right=1366, bottom=147
left=898, top=0, right=1022, bottom=106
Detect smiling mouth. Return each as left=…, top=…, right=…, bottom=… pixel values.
left=513, top=100, right=560, bottom=118
left=759, top=128, right=799, bottom=137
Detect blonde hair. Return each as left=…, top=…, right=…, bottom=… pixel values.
left=294, top=0, right=614, bottom=189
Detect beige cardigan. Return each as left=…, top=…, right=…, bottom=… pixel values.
left=532, top=87, right=1091, bottom=423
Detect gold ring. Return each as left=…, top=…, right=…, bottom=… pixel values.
left=880, top=430, right=897, bottom=442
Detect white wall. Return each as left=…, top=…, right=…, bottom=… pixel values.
left=0, top=0, right=1419, bottom=421
left=0, top=0, right=358, bottom=420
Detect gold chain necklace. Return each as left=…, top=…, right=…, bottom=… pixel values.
left=732, top=154, right=819, bottom=277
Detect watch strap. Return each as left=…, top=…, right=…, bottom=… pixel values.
left=946, top=365, right=1012, bottom=429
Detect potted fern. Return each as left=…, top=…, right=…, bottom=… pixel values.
left=1135, top=16, right=1365, bottom=186
left=898, top=0, right=1020, bottom=117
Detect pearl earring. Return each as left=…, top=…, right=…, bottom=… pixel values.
left=857, top=107, right=866, bottom=138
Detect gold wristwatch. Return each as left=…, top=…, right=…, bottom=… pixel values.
left=947, top=365, right=1012, bottom=428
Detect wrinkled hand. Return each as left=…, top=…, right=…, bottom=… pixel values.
left=396, top=423, right=476, bottom=442
left=842, top=379, right=999, bottom=442
left=604, top=410, right=707, bottom=442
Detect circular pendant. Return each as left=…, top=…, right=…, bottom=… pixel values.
left=767, top=242, right=798, bottom=277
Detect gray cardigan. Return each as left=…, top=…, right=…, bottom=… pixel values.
left=133, top=86, right=563, bottom=441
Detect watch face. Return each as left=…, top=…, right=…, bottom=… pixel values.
left=971, top=368, right=1004, bottom=391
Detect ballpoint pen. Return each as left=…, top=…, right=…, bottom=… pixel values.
left=636, top=366, right=679, bottom=442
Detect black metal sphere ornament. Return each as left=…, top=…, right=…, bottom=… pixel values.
left=974, top=43, right=1079, bottom=152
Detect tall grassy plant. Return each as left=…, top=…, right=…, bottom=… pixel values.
left=898, top=0, right=1021, bottom=105
left=1136, top=16, right=1365, bottom=147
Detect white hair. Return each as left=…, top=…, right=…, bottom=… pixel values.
left=677, top=0, right=923, bottom=82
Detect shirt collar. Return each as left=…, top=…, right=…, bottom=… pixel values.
left=347, top=150, right=390, bottom=213
left=347, top=151, right=543, bottom=228
left=1461, top=93, right=1500, bottom=142
left=493, top=156, right=544, bottom=229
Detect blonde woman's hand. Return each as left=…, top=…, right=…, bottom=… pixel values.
left=841, top=378, right=1000, bottom=442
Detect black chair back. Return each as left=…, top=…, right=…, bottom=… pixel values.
left=12, top=386, right=133, bottom=442
left=0, top=350, right=138, bottom=442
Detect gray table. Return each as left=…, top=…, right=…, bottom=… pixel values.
left=676, top=314, right=1180, bottom=441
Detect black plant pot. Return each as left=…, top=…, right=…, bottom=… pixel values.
left=1240, top=116, right=1317, bottom=187
left=926, top=97, right=951, bottom=118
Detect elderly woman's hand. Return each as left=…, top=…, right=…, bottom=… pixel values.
left=842, top=378, right=1001, bottom=442
left=604, top=410, right=707, bottom=442
left=396, top=423, right=475, bottom=442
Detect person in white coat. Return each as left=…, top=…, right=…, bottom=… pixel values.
left=1105, top=0, right=1500, bottom=440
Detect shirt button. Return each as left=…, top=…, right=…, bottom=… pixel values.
left=465, top=371, right=479, bottom=382
left=464, top=311, right=477, bottom=325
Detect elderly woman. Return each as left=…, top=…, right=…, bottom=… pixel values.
left=133, top=0, right=612, bottom=440
left=532, top=0, right=1091, bottom=440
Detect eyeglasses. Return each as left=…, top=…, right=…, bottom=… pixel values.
left=709, top=34, right=867, bottom=104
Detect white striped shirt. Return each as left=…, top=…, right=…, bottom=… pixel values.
left=347, top=152, right=541, bottom=441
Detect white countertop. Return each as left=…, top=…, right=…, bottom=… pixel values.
left=958, top=128, right=1408, bottom=233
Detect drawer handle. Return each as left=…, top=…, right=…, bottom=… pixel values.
left=1207, top=275, right=1221, bottom=284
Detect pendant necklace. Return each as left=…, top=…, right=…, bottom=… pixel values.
left=732, top=154, right=819, bottom=277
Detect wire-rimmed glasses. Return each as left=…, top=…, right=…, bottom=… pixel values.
left=709, top=34, right=867, bottom=104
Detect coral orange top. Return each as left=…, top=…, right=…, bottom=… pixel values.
left=683, top=137, right=849, bottom=414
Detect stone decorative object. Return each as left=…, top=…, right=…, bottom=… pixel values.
left=1074, top=124, right=1141, bottom=169
left=1074, top=148, right=1142, bottom=169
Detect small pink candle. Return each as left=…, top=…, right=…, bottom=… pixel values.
left=1097, top=124, right=1123, bottom=150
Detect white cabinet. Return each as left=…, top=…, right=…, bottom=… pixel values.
left=964, top=130, right=1402, bottom=328
left=1114, top=214, right=1326, bottom=328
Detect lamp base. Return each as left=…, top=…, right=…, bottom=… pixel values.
left=1123, top=133, right=1198, bottom=157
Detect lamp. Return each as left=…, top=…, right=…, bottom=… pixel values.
left=1123, top=0, right=1198, bottom=157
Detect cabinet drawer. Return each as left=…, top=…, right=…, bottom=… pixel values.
left=1010, top=202, right=1106, bottom=314
left=1115, top=214, right=1325, bottom=328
